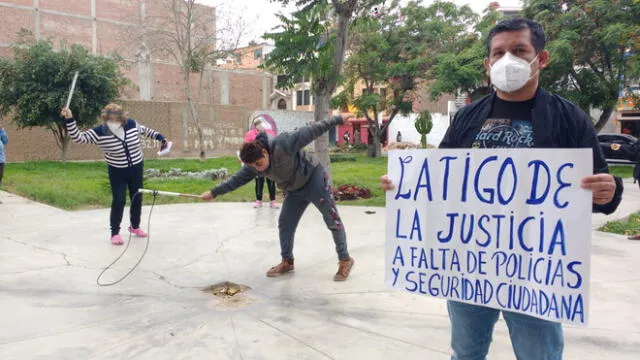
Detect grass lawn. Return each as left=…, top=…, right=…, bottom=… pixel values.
left=2, top=157, right=633, bottom=211
left=599, top=212, right=640, bottom=236
left=598, top=164, right=637, bottom=236
left=2, top=154, right=388, bottom=210
left=608, top=164, right=634, bottom=179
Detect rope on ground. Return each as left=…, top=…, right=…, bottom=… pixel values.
left=96, top=191, right=158, bottom=287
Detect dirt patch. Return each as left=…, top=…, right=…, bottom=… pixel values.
left=202, top=281, right=253, bottom=309
left=202, top=281, right=250, bottom=297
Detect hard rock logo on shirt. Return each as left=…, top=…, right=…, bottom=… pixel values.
left=472, top=119, right=534, bottom=149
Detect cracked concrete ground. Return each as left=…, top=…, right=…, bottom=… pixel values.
left=0, top=180, right=639, bottom=360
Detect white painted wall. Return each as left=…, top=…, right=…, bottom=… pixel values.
left=248, top=110, right=314, bottom=133
left=387, top=112, right=451, bottom=147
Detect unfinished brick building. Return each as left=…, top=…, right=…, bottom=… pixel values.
left=0, top=0, right=279, bottom=161
left=0, top=0, right=272, bottom=108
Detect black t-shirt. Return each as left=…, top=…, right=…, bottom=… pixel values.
left=472, top=97, right=535, bottom=148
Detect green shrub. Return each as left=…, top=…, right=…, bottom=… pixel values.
left=330, top=154, right=357, bottom=163
left=351, top=143, right=368, bottom=151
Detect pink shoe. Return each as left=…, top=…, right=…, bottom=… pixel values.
left=111, top=234, right=124, bottom=246
left=128, top=227, right=148, bottom=238
left=254, top=200, right=263, bottom=208
left=270, top=201, right=279, bottom=209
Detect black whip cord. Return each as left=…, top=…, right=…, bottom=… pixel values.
left=96, top=191, right=158, bottom=287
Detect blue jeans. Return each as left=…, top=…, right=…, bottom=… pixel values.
left=448, top=301, right=563, bottom=360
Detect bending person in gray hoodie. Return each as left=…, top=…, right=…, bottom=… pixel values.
left=200, top=116, right=354, bottom=281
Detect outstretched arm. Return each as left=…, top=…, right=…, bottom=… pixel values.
left=207, top=165, right=259, bottom=199
left=61, top=108, right=99, bottom=145
left=285, top=116, right=344, bottom=152
left=138, top=123, right=166, bottom=142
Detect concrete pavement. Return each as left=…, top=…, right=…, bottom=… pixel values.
left=0, top=181, right=639, bottom=360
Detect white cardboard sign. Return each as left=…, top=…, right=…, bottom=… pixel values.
left=385, top=149, right=593, bottom=325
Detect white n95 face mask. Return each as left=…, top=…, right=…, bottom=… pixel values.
left=106, top=122, right=121, bottom=133
left=490, top=52, right=539, bottom=93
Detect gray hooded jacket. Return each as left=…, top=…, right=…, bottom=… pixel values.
left=211, top=116, right=343, bottom=197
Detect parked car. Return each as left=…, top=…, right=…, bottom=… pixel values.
left=598, top=133, right=638, bottom=161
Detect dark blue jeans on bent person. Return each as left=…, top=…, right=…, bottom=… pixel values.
left=448, top=300, right=563, bottom=360
left=255, top=176, right=276, bottom=201
left=108, top=162, right=144, bottom=236
left=278, top=166, right=349, bottom=261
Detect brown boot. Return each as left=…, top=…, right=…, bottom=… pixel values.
left=266, top=259, right=294, bottom=277
left=334, top=257, right=354, bottom=281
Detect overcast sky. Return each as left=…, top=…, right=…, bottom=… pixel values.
left=198, top=0, right=523, bottom=46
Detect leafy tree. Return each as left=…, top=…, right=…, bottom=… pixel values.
left=0, top=32, right=128, bottom=160
left=401, top=0, right=478, bottom=77
left=262, top=6, right=333, bottom=94
left=523, top=0, right=640, bottom=131
left=267, top=0, right=382, bottom=170
left=429, top=7, right=506, bottom=101
left=331, top=1, right=410, bottom=157
left=332, top=0, right=475, bottom=157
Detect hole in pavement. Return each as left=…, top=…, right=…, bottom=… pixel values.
left=202, top=281, right=251, bottom=298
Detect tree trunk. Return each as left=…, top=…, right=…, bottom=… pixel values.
left=196, top=126, right=205, bottom=160
left=373, top=134, right=381, bottom=157
left=367, top=131, right=382, bottom=157
left=197, top=68, right=213, bottom=160
left=189, top=99, right=205, bottom=160
left=183, top=70, right=206, bottom=160
left=181, top=104, right=190, bottom=152
left=314, top=90, right=331, bottom=176
left=51, top=123, right=69, bottom=162
left=367, top=123, right=382, bottom=158
left=61, top=136, right=70, bottom=162
left=197, top=67, right=206, bottom=103
left=593, top=106, right=614, bottom=133
left=314, top=5, right=354, bottom=180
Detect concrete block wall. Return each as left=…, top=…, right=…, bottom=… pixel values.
left=1, top=101, right=254, bottom=162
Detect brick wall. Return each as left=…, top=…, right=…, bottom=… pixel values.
left=40, top=12, right=93, bottom=49
left=0, top=4, right=35, bottom=46
left=40, top=0, right=91, bottom=15
left=96, top=20, right=136, bottom=58
left=96, top=0, right=141, bottom=24
left=0, top=0, right=276, bottom=165
left=0, top=0, right=270, bottom=107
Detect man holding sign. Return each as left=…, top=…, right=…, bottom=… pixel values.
left=381, top=19, right=622, bottom=360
